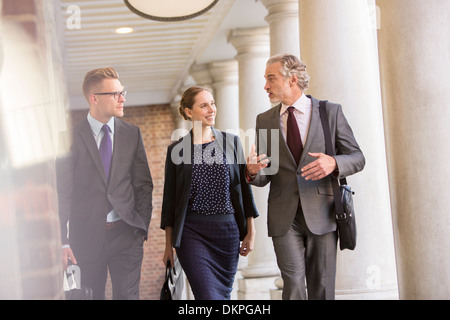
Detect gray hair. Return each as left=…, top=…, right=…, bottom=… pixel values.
left=267, top=54, right=310, bottom=91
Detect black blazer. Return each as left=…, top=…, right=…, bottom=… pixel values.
left=56, top=118, right=153, bottom=260
left=160, top=128, right=259, bottom=248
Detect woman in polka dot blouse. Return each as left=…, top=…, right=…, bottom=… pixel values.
left=161, top=86, right=259, bottom=300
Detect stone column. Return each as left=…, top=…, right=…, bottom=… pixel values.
left=170, top=98, right=189, bottom=139
left=208, top=60, right=239, bottom=132
left=189, top=63, right=214, bottom=92
left=299, top=0, right=398, bottom=299
left=377, top=0, right=450, bottom=299
left=0, top=0, right=21, bottom=300
left=229, top=27, right=280, bottom=300
left=171, top=77, right=197, bottom=139
left=0, top=0, right=66, bottom=299
left=261, top=0, right=300, bottom=56
left=261, top=0, right=301, bottom=299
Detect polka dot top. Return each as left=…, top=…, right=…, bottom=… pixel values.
left=187, top=140, right=235, bottom=216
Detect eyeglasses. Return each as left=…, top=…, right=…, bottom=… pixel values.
left=94, top=91, right=127, bottom=100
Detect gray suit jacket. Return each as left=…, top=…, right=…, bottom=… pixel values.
left=56, top=117, right=153, bottom=260
left=250, top=95, right=365, bottom=237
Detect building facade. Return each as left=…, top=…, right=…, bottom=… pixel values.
left=1, top=0, right=449, bottom=300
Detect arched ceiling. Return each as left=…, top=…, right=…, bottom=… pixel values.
left=61, top=0, right=268, bottom=109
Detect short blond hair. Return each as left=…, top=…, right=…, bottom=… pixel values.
left=82, top=67, right=119, bottom=99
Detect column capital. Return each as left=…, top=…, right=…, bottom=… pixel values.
left=260, top=0, right=299, bottom=23
left=208, top=59, right=238, bottom=87
left=228, top=27, right=270, bottom=60
left=189, top=63, right=213, bottom=90
left=259, top=0, right=299, bottom=57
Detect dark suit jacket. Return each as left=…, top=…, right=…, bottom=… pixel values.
left=250, top=96, right=365, bottom=237
left=56, top=117, right=153, bottom=260
left=160, top=128, right=259, bottom=248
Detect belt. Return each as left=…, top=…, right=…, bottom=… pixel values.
left=105, top=220, right=123, bottom=230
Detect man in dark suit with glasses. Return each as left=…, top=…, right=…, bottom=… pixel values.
left=56, top=67, right=153, bottom=299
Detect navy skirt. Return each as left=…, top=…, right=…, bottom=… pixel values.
left=176, top=213, right=240, bottom=300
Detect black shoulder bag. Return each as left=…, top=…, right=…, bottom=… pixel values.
left=318, top=100, right=357, bottom=251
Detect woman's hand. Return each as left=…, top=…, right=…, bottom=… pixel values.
left=240, top=217, right=256, bottom=256
left=240, top=236, right=254, bottom=257
left=162, top=226, right=175, bottom=267
left=162, top=245, right=175, bottom=268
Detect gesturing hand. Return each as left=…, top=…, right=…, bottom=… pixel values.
left=246, top=144, right=270, bottom=176
left=301, top=152, right=337, bottom=181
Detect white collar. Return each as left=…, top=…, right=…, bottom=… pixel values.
left=87, top=112, right=115, bottom=136
left=280, top=93, right=310, bottom=116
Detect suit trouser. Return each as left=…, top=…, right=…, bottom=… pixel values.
left=272, top=205, right=338, bottom=300
left=78, top=220, right=145, bottom=300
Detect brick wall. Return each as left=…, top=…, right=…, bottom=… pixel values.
left=70, top=104, right=176, bottom=300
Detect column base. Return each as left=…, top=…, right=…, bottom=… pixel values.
left=269, top=276, right=283, bottom=300
left=269, top=277, right=399, bottom=300
left=270, top=288, right=282, bottom=300
left=237, top=276, right=279, bottom=300
left=336, top=287, right=399, bottom=300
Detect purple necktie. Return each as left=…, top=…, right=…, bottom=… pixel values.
left=99, top=124, right=112, bottom=180
left=286, top=107, right=303, bottom=165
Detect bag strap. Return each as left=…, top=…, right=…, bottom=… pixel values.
left=165, top=259, right=175, bottom=285
left=318, top=100, right=346, bottom=218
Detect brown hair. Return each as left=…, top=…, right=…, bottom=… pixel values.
left=178, top=86, right=211, bottom=120
left=82, top=67, right=119, bottom=100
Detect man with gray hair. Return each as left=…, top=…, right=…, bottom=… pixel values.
left=246, top=54, right=365, bottom=299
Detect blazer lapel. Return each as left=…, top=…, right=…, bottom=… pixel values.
left=108, top=118, right=125, bottom=187
left=79, top=119, right=107, bottom=184
left=300, top=96, right=320, bottom=165
left=182, top=131, right=194, bottom=189
left=212, top=127, right=238, bottom=181
left=211, top=127, right=234, bottom=163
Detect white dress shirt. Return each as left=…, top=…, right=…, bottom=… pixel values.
left=279, top=93, right=312, bottom=147
left=87, top=112, right=115, bottom=151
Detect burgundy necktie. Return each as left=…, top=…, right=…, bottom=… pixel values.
left=286, top=106, right=303, bottom=165
left=99, top=124, right=112, bottom=180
